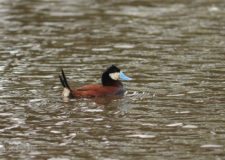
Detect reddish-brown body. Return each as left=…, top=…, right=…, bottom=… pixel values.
left=72, top=83, right=124, bottom=98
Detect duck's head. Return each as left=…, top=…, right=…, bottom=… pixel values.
left=101, top=65, right=132, bottom=86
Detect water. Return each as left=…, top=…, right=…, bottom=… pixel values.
left=0, top=0, right=225, bottom=159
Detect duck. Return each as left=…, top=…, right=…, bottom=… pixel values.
left=59, top=65, right=132, bottom=98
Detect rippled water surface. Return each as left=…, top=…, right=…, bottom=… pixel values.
left=0, top=0, right=225, bottom=159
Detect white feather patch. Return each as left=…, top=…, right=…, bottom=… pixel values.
left=109, top=72, right=120, bottom=80
left=62, top=88, right=70, bottom=97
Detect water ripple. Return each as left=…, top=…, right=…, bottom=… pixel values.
left=0, top=0, right=225, bottom=159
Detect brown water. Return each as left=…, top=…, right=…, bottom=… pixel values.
left=0, top=0, right=225, bottom=159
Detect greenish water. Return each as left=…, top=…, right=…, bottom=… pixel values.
left=0, top=0, right=225, bottom=159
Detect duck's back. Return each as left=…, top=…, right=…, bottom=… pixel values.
left=72, top=84, right=124, bottom=98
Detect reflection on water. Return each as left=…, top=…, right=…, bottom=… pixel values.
left=0, top=0, right=225, bottom=159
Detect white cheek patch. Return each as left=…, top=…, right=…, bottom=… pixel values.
left=109, top=72, right=120, bottom=80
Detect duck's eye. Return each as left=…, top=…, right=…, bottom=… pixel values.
left=109, top=72, right=120, bottom=80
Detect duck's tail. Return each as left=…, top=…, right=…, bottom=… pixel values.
left=59, top=69, right=74, bottom=98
